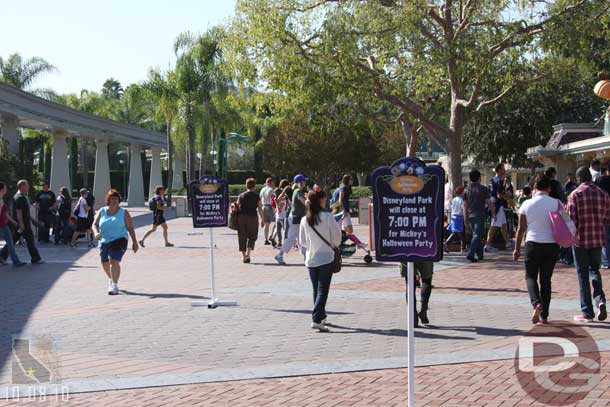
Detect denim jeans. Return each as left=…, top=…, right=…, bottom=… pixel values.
left=525, top=242, right=559, bottom=319
left=468, top=216, right=485, bottom=260
left=0, top=225, right=22, bottom=265
left=602, top=225, right=610, bottom=267
left=0, top=226, right=41, bottom=263
left=308, top=261, right=334, bottom=323
left=573, top=246, right=606, bottom=319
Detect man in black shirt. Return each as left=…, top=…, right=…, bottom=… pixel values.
left=596, top=165, right=610, bottom=268
left=0, top=180, right=43, bottom=264
left=34, top=182, right=56, bottom=243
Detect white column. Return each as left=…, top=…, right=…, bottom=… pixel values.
left=50, top=130, right=71, bottom=193
left=173, top=158, right=185, bottom=191
left=93, top=139, right=111, bottom=209
left=127, top=144, right=145, bottom=207
left=148, top=147, right=163, bottom=200
left=1, top=114, right=19, bottom=155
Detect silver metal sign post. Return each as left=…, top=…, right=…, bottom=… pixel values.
left=407, top=261, right=415, bottom=407
left=191, top=228, right=238, bottom=308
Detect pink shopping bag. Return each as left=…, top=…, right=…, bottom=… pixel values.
left=549, top=201, right=577, bottom=248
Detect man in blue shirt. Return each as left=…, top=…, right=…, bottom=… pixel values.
left=485, top=164, right=513, bottom=252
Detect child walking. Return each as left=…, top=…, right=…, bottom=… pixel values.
left=445, top=186, right=466, bottom=252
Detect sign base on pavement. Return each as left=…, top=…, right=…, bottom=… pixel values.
left=191, top=299, right=239, bottom=308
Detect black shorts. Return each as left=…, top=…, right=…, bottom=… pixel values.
left=153, top=212, right=166, bottom=226
left=76, top=217, right=89, bottom=232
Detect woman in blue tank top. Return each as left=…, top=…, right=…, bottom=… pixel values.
left=92, top=189, right=139, bottom=295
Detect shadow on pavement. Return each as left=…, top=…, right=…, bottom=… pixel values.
left=272, top=309, right=354, bottom=316
left=431, top=325, right=526, bottom=337
left=120, top=290, right=209, bottom=300
left=435, top=286, right=528, bottom=294
left=0, top=209, right=153, bottom=383
left=326, top=325, right=474, bottom=340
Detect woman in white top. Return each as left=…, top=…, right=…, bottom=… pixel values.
left=513, top=175, right=560, bottom=325
left=299, top=189, right=342, bottom=332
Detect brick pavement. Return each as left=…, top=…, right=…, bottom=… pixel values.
left=1, top=215, right=610, bottom=405
left=3, top=353, right=610, bottom=406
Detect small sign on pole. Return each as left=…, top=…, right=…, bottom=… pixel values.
left=188, top=176, right=237, bottom=309
left=371, top=157, right=445, bottom=407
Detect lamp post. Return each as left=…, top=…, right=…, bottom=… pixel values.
left=219, top=132, right=249, bottom=180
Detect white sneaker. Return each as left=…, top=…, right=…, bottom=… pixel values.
left=311, top=322, right=330, bottom=332
left=274, top=254, right=286, bottom=265
left=107, top=280, right=114, bottom=295
left=112, top=283, right=119, bottom=295
left=321, top=318, right=329, bottom=326
left=484, top=245, right=498, bottom=253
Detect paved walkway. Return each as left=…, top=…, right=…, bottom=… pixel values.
left=1, top=213, right=609, bottom=406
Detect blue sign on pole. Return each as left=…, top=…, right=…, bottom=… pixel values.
left=188, top=176, right=229, bottom=228
left=371, top=157, right=445, bottom=262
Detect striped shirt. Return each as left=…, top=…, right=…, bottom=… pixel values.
left=566, top=182, right=610, bottom=248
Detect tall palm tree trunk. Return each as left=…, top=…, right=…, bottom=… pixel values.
left=186, top=104, right=196, bottom=182
left=166, top=120, right=174, bottom=204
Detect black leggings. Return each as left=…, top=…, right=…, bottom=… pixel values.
left=404, top=275, right=432, bottom=317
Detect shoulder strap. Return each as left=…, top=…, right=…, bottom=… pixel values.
left=311, top=218, right=336, bottom=250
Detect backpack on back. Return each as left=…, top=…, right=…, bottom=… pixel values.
left=330, top=187, right=341, bottom=207
left=149, top=196, right=158, bottom=211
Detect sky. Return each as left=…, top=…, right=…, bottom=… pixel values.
left=0, top=0, right=236, bottom=94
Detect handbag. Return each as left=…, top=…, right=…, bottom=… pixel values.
left=549, top=200, right=577, bottom=248
left=311, top=223, right=342, bottom=273
left=228, top=202, right=239, bottom=231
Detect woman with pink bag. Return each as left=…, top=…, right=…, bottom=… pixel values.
left=513, top=175, right=561, bottom=325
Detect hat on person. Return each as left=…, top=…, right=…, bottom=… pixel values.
left=455, top=186, right=464, bottom=195
left=265, top=177, right=274, bottom=184
left=293, top=174, right=309, bottom=184
left=79, top=188, right=88, bottom=194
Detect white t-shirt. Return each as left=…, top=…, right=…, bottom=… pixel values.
left=276, top=197, right=287, bottom=220
left=77, top=197, right=88, bottom=218
left=260, top=186, right=274, bottom=206
left=299, top=212, right=342, bottom=268
left=451, top=196, right=464, bottom=216
left=519, top=193, right=559, bottom=244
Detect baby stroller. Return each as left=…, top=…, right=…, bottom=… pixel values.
left=333, top=211, right=373, bottom=264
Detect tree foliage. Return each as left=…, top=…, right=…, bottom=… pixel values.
left=225, top=0, right=604, bottom=187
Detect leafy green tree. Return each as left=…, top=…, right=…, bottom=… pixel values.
left=227, top=0, right=600, bottom=187
left=465, top=61, right=607, bottom=167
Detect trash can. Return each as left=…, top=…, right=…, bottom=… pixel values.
left=174, top=196, right=189, bottom=217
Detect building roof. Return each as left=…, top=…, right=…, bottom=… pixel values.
left=0, top=82, right=165, bottom=148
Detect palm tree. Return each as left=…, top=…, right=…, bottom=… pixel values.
left=101, top=78, right=124, bottom=100
left=175, top=26, right=228, bottom=180
left=0, top=53, right=55, bottom=92
left=175, top=32, right=200, bottom=182
left=144, top=68, right=180, bottom=202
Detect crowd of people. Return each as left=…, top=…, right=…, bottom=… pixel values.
left=0, top=180, right=175, bottom=296
left=4, top=159, right=610, bottom=331
left=447, top=161, right=610, bottom=325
